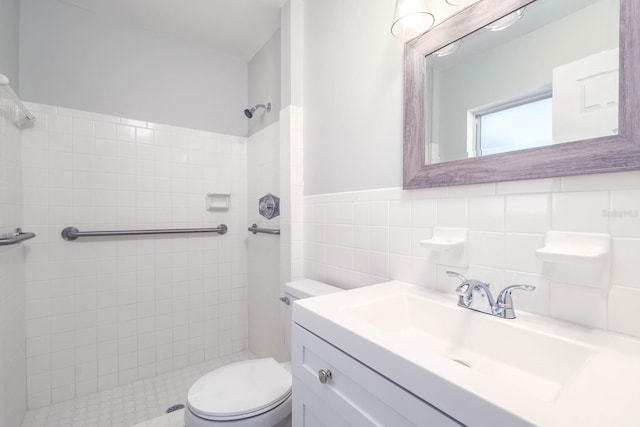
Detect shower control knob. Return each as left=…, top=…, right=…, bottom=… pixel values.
left=318, top=369, right=332, bottom=384
left=258, top=193, right=280, bottom=219
left=279, top=296, right=290, bottom=305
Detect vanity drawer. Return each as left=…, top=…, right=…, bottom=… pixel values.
left=292, top=324, right=462, bottom=427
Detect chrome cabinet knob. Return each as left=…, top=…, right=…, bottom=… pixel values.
left=318, top=369, right=332, bottom=384
left=279, top=296, right=290, bottom=305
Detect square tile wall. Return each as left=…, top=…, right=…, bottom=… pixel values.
left=0, top=89, right=28, bottom=427
left=21, top=103, right=248, bottom=409
left=303, top=172, right=640, bottom=337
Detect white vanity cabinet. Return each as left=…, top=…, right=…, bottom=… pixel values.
left=291, top=324, right=462, bottom=427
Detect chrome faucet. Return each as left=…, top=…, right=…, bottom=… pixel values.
left=446, top=271, right=535, bottom=319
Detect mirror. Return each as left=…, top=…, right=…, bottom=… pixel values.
left=426, top=0, right=619, bottom=164
left=403, top=0, right=640, bottom=189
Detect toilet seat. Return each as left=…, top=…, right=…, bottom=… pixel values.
left=187, top=358, right=292, bottom=422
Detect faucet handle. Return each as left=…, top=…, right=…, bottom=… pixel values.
left=446, top=271, right=468, bottom=283
left=497, top=285, right=536, bottom=308
left=455, top=282, right=470, bottom=296
left=496, top=284, right=535, bottom=319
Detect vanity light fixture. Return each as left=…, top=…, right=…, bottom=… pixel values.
left=485, top=7, right=526, bottom=32
left=391, top=0, right=435, bottom=40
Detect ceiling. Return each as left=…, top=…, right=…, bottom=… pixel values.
left=60, top=0, right=288, bottom=61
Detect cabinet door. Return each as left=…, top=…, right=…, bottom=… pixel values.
left=292, top=324, right=462, bottom=427
left=293, top=377, right=352, bottom=427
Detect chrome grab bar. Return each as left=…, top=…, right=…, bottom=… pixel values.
left=248, top=224, right=280, bottom=235
left=61, top=224, right=228, bottom=241
left=0, top=228, right=36, bottom=246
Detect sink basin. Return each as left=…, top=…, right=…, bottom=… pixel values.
left=293, top=280, right=640, bottom=426
left=347, top=292, right=594, bottom=402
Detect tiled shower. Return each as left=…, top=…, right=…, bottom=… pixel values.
left=0, top=1, right=297, bottom=419
left=0, top=86, right=28, bottom=427
left=21, top=103, right=248, bottom=408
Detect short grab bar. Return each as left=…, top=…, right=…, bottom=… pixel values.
left=248, top=224, right=280, bottom=235
left=61, top=225, right=228, bottom=241
left=0, top=228, right=37, bottom=246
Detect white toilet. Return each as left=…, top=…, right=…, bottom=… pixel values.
left=184, top=279, right=342, bottom=427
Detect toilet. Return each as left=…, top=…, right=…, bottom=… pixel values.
left=184, top=279, right=342, bottom=427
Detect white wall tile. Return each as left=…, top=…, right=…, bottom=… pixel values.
left=552, top=191, right=609, bottom=232
left=369, top=201, right=389, bottom=226
left=504, top=233, right=545, bottom=274
left=561, top=171, right=640, bottom=192
left=611, top=238, right=640, bottom=288
left=369, top=252, right=389, bottom=278
left=497, top=178, right=561, bottom=194
left=410, top=200, right=437, bottom=228
left=389, top=255, right=412, bottom=282
left=505, top=194, right=550, bottom=233
left=389, top=201, right=411, bottom=227
left=369, top=227, right=389, bottom=252
left=469, top=232, right=505, bottom=269
left=389, top=227, right=411, bottom=256
left=468, top=196, right=504, bottom=231
left=610, top=190, right=640, bottom=237
left=608, top=286, right=640, bottom=338
left=550, top=282, right=607, bottom=329
left=437, top=198, right=467, bottom=227
left=20, top=103, right=248, bottom=408
left=302, top=180, right=640, bottom=336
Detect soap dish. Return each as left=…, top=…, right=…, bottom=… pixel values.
left=420, top=227, right=467, bottom=250
left=535, top=231, right=610, bottom=265
left=536, top=230, right=611, bottom=289
left=206, top=193, right=230, bottom=211
left=420, top=227, right=468, bottom=268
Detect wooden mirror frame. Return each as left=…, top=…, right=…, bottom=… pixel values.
left=403, top=0, right=640, bottom=189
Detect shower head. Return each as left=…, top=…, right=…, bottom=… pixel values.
left=243, top=102, right=272, bottom=119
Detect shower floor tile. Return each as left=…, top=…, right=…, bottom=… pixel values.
left=21, top=350, right=255, bottom=427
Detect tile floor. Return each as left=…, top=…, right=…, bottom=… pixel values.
left=21, top=350, right=254, bottom=427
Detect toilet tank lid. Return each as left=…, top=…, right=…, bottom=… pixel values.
left=285, top=279, right=342, bottom=299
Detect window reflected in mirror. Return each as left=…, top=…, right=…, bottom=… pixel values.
left=425, top=0, right=620, bottom=164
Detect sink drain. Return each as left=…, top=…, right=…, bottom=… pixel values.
left=166, top=403, right=185, bottom=413
left=452, top=359, right=471, bottom=368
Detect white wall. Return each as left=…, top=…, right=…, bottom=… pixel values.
left=301, top=0, right=640, bottom=337
left=246, top=122, right=282, bottom=360
left=20, top=102, right=248, bottom=408
left=303, top=0, right=404, bottom=195
left=248, top=30, right=281, bottom=136
left=0, top=0, right=20, bottom=91
left=0, top=88, right=28, bottom=427
left=19, top=0, right=248, bottom=137
left=280, top=0, right=304, bottom=109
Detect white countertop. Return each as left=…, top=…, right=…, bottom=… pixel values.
left=293, top=281, right=640, bottom=427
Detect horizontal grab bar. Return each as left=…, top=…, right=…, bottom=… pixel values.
left=61, top=225, right=228, bottom=241
left=0, top=228, right=37, bottom=246
left=248, top=224, right=280, bottom=235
